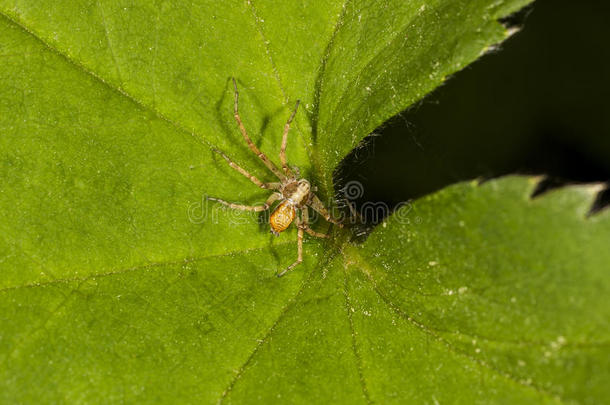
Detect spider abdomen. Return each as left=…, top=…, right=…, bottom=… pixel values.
left=270, top=200, right=296, bottom=235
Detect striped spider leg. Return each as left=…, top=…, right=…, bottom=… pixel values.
left=207, top=79, right=342, bottom=276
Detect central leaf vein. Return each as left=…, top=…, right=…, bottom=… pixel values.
left=0, top=9, right=215, bottom=157
left=0, top=242, right=295, bottom=294
left=342, top=261, right=373, bottom=404
left=217, top=263, right=318, bottom=404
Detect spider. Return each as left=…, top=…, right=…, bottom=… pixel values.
left=207, top=79, right=343, bottom=277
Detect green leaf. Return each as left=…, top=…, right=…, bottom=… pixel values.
left=0, top=0, right=527, bottom=189
left=344, top=177, right=610, bottom=404
left=5, top=0, right=607, bottom=404
left=189, top=177, right=609, bottom=404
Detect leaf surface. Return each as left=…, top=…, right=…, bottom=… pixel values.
left=344, top=177, right=610, bottom=404
left=4, top=1, right=607, bottom=404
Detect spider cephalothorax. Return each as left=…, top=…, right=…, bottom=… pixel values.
left=208, top=79, right=342, bottom=277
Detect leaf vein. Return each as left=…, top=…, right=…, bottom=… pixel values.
left=97, top=1, right=123, bottom=88
left=246, top=0, right=314, bottom=165
left=342, top=262, right=373, bottom=404
left=0, top=241, right=295, bottom=294
left=0, top=9, right=216, bottom=155
left=217, top=262, right=317, bottom=404
left=246, top=0, right=287, bottom=103
left=311, top=0, right=350, bottom=185
left=427, top=325, right=610, bottom=349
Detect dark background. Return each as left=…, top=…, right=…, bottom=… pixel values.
left=338, top=0, right=610, bottom=223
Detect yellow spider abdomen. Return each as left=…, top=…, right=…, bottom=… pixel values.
left=270, top=201, right=296, bottom=234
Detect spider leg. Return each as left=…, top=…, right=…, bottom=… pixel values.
left=211, top=146, right=280, bottom=190
left=344, top=198, right=362, bottom=223
left=232, top=78, right=286, bottom=180
left=293, top=166, right=301, bottom=178
left=277, top=213, right=304, bottom=277
left=280, top=100, right=300, bottom=176
left=302, top=206, right=328, bottom=238
left=309, top=193, right=343, bottom=227
left=208, top=192, right=281, bottom=212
